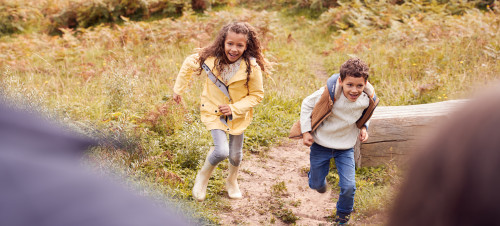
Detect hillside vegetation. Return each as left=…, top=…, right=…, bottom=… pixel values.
left=1, top=0, right=499, bottom=224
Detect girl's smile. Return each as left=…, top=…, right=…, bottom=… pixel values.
left=224, top=31, right=247, bottom=63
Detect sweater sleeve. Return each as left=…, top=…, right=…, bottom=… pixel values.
left=364, top=119, right=371, bottom=130
left=300, top=87, right=324, bottom=133
left=228, top=65, right=264, bottom=119
left=173, top=54, right=199, bottom=95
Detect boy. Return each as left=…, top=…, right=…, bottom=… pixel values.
left=299, top=58, right=378, bottom=224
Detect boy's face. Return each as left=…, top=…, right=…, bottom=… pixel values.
left=339, top=75, right=366, bottom=102
left=224, top=31, right=247, bottom=63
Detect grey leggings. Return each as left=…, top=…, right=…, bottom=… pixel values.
left=207, top=129, right=244, bottom=166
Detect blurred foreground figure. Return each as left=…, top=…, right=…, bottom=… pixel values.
left=0, top=100, right=190, bottom=226
left=388, top=87, right=500, bottom=226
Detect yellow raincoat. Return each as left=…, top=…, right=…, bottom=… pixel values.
left=173, top=54, right=264, bottom=135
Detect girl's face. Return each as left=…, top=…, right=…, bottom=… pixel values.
left=224, top=31, right=247, bottom=63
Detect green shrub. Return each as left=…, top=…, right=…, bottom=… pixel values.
left=317, top=0, right=487, bottom=33
left=0, top=1, right=43, bottom=35
left=274, top=207, right=300, bottom=224
left=140, top=99, right=189, bottom=136
left=271, top=181, right=288, bottom=196
left=46, top=0, right=188, bottom=34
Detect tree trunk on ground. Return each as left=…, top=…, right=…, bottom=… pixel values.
left=359, top=99, right=468, bottom=167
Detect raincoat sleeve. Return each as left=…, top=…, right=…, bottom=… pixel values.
left=173, top=54, right=199, bottom=95
left=300, top=87, right=324, bottom=133
left=228, top=65, right=264, bottom=119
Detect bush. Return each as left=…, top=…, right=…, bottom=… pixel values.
left=317, top=0, right=489, bottom=33
left=140, top=99, right=189, bottom=136
left=46, top=0, right=188, bottom=34
left=0, top=1, right=43, bottom=35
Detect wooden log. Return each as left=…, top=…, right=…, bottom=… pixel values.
left=356, top=99, right=468, bottom=167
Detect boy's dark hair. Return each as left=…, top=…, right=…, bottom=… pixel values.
left=339, top=58, right=369, bottom=81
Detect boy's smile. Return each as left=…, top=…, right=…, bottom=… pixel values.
left=339, top=75, right=366, bottom=102
left=224, top=31, right=247, bottom=63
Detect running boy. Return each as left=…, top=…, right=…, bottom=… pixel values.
left=298, top=58, right=378, bottom=224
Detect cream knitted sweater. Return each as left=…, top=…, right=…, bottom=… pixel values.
left=300, top=86, right=369, bottom=150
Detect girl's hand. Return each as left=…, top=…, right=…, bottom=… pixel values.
left=303, top=132, right=314, bottom=147
left=359, top=127, right=369, bottom=142
left=218, top=105, right=232, bottom=116
left=173, top=93, right=182, bottom=104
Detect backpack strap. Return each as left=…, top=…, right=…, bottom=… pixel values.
left=326, top=73, right=340, bottom=103
left=201, top=62, right=233, bottom=126
left=202, top=63, right=231, bottom=102
left=355, top=93, right=379, bottom=129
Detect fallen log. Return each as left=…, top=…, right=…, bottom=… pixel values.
left=355, top=99, right=468, bottom=167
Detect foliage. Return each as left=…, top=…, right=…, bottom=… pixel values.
left=1, top=2, right=499, bottom=223
left=0, top=1, right=43, bottom=35
left=271, top=180, right=288, bottom=196
left=316, top=0, right=494, bottom=32
left=240, top=0, right=339, bottom=18
left=318, top=8, right=500, bottom=105
left=140, top=98, right=190, bottom=136
left=244, top=92, right=301, bottom=152
left=355, top=165, right=401, bottom=218
left=2, top=0, right=497, bottom=36
left=45, top=0, right=188, bottom=34
left=268, top=181, right=300, bottom=224
left=0, top=0, right=204, bottom=36
left=326, top=165, right=401, bottom=218
left=241, top=0, right=498, bottom=19
left=272, top=205, right=300, bottom=224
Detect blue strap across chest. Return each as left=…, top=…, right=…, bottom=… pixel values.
left=326, top=73, right=340, bottom=103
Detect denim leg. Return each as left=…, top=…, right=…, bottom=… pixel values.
left=228, top=133, right=244, bottom=166
left=207, top=130, right=229, bottom=165
left=308, top=143, right=333, bottom=190
left=333, top=148, right=356, bottom=214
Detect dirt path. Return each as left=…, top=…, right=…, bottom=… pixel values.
left=217, top=139, right=387, bottom=225
left=218, top=140, right=340, bottom=225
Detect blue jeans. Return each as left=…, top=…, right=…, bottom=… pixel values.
left=308, top=143, right=356, bottom=214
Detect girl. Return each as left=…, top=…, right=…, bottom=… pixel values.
left=172, top=22, right=269, bottom=201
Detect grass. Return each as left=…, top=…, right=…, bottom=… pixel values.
left=1, top=1, right=499, bottom=224
left=354, top=165, right=401, bottom=219
left=324, top=164, right=401, bottom=223
left=269, top=181, right=300, bottom=224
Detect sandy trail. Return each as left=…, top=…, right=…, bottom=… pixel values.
left=218, top=139, right=342, bottom=225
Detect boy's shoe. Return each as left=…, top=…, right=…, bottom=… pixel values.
left=316, top=185, right=327, bottom=193
left=334, top=212, right=350, bottom=224
left=315, top=178, right=327, bottom=193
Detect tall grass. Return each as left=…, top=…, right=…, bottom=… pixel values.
left=1, top=2, right=499, bottom=223
left=318, top=9, right=500, bottom=105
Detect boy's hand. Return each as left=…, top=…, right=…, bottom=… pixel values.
left=218, top=105, right=232, bottom=116
left=173, top=93, right=182, bottom=104
left=303, top=132, right=314, bottom=147
left=359, top=127, right=369, bottom=142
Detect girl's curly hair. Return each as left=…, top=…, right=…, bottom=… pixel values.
left=197, top=22, right=269, bottom=77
